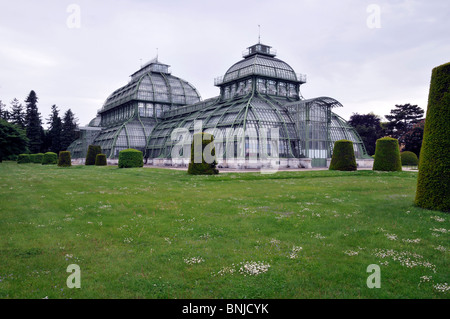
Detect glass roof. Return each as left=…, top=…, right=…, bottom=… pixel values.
left=215, top=43, right=306, bottom=86
left=100, top=60, right=201, bottom=112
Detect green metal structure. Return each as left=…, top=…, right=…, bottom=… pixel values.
left=68, top=43, right=370, bottom=167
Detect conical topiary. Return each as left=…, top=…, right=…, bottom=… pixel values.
left=95, top=153, right=107, bottom=166
left=58, top=151, right=72, bottom=167
left=372, top=137, right=402, bottom=171
left=187, top=132, right=219, bottom=175
left=415, top=62, right=450, bottom=212
left=329, top=140, right=357, bottom=171
left=85, top=145, right=102, bottom=165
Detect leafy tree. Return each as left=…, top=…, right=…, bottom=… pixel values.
left=46, top=105, right=63, bottom=153
left=348, top=112, right=384, bottom=155
left=9, top=98, right=26, bottom=129
left=24, top=90, right=43, bottom=153
left=61, top=109, right=79, bottom=150
left=0, top=118, right=29, bottom=161
left=385, top=104, right=424, bottom=143
left=403, top=119, right=425, bottom=157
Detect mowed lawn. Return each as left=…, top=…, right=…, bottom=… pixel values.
left=0, top=162, right=448, bottom=299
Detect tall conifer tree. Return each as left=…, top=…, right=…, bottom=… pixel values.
left=0, top=100, right=9, bottom=120
left=24, top=90, right=43, bottom=153
left=47, top=105, right=63, bottom=153
left=9, top=98, right=26, bottom=129
left=61, top=109, right=78, bottom=150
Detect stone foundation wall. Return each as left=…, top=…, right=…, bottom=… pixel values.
left=326, top=158, right=374, bottom=169
left=146, top=157, right=312, bottom=169
left=71, top=157, right=373, bottom=169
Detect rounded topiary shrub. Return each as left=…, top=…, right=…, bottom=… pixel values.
left=329, top=140, right=357, bottom=171
left=416, top=62, right=450, bottom=212
left=31, top=153, right=44, bottom=164
left=400, top=151, right=418, bottom=166
left=85, top=145, right=102, bottom=166
left=42, top=152, right=58, bottom=165
left=58, top=151, right=72, bottom=167
left=17, top=154, right=31, bottom=164
left=95, top=154, right=107, bottom=166
left=187, top=132, right=219, bottom=175
left=373, top=137, right=402, bottom=171
left=118, top=149, right=143, bottom=168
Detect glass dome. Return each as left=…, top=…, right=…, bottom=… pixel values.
left=100, top=59, right=201, bottom=113
left=215, top=43, right=306, bottom=86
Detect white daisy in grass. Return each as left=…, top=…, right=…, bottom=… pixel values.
left=239, top=261, right=270, bottom=276
left=184, top=257, right=205, bottom=265
left=433, top=283, right=449, bottom=293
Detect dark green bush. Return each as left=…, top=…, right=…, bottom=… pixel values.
left=416, top=62, right=450, bottom=212
left=118, top=149, right=143, bottom=168
left=373, top=137, right=402, bottom=171
left=85, top=145, right=102, bottom=166
left=187, top=132, right=219, bottom=175
left=42, top=152, right=58, bottom=165
left=95, top=154, right=107, bottom=166
left=400, top=151, right=418, bottom=166
left=58, top=151, right=72, bottom=167
left=329, top=140, right=357, bottom=171
left=17, top=154, right=31, bottom=164
left=5, top=154, right=18, bottom=161
left=30, top=153, right=44, bottom=164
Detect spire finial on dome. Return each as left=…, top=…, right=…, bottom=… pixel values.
left=258, top=25, right=261, bottom=44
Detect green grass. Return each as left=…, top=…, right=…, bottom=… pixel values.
left=0, top=162, right=448, bottom=299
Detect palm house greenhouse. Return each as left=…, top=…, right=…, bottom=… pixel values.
left=68, top=43, right=373, bottom=168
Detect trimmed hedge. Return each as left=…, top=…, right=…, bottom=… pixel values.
left=187, top=132, right=219, bottom=175
left=329, top=140, right=357, bottom=171
left=58, top=151, right=72, bottom=167
left=415, top=62, right=450, bottom=212
left=42, top=152, right=58, bottom=165
left=30, top=153, right=44, bottom=164
left=95, top=154, right=107, bottom=166
left=118, top=149, right=143, bottom=168
left=85, top=145, right=102, bottom=166
left=373, top=137, right=402, bottom=171
left=17, top=154, right=31, bottom=164
left=400, top=151, right=418, bottom=166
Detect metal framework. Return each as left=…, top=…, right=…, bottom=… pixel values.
left=68, top=58, right=201, bottom=158
left=69, top=43, right=369, bottom=167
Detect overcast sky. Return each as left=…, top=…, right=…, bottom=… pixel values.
left=0, top=0, right=449, bottom=127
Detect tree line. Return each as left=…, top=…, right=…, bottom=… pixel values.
left=1, top=95, right=425, bottom=161
left=0, top=90, right=79, bottom=161
left=348, top=103, right=425, bottom=157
